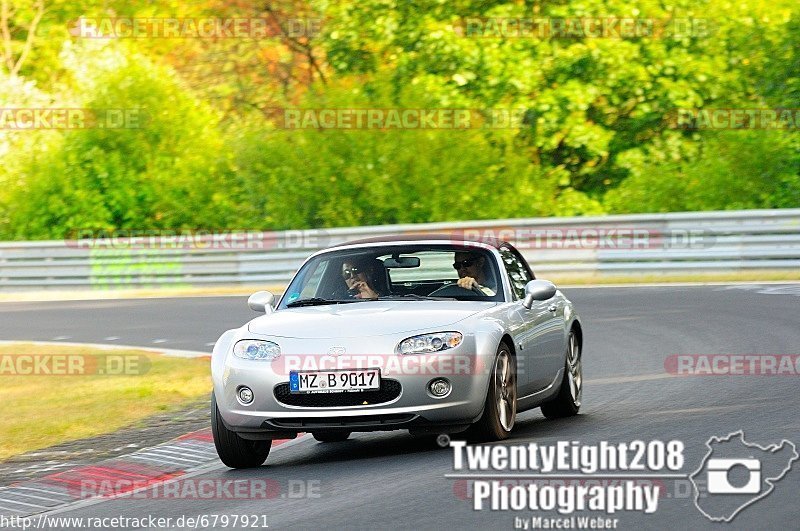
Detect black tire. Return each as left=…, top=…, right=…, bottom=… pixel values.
left=211, top=392, right=271, bottom=468
left=541, top=331, right=582, bottom=419
left=312, top=431, right=351, bottom=443
left=469, top=344, right=517, bottom=441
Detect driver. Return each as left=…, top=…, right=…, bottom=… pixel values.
left=453, top=251, right=495, bottom=296
left=341, top=259, right=382, bottom=299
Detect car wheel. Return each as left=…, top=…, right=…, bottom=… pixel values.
left=470, top=344, right=517, bottom=441
left=211, top=392, right=271, bottom=468
left=312, top=431, right=351, bottom=443
left=541, top=330, right=582, bottom=419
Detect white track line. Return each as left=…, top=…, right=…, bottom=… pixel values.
left=142, top=449, right=207, bottom=464
left=125, top=454, right=180, bottom=466
left=562, top=280, right=800, bottom=289
left=159, top=445, right=214, bottom=458
left=0, top=497, right=46, bottom=508
left=0, top=340, right=208, bottom=358
left=12, top=486, right=73, bottom=498
left=0, top=490, right=64, bottom=503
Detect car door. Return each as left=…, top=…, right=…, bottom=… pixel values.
left=499, top=246, right=564, bottom=392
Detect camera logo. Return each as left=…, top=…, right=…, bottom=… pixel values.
left=690, top=431, right=797, bottom=522
left=706, top=458, right=760, bottom=494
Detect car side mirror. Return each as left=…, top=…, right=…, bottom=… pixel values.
left=523, top=280, right=557, bottom=309
left=247, top=291, right=275, bottom=314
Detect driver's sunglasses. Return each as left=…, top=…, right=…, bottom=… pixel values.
left=342, top=267, right=362, bottom=280
left=452, top=259, right=476, bottom=270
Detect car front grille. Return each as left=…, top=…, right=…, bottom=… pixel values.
left=266, top=414, right=416, bottom=429
left=273, top=379, right=402, bottom=407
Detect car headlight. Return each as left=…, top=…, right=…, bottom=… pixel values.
left=233, top=340, right=281, bottom=361
left=397, top=332, right=462, bottom=355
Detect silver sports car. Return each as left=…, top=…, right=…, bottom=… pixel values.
left=211, top=235, right=583, bottom=468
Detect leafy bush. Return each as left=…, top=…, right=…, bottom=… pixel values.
left=0, top=0, right=798, bottom=240
left=604, top=131, right=800, bottom=213
left=1, top=43, right=233, bottom=239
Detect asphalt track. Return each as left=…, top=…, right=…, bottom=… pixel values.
left=1, top=284, right=799, bottom=530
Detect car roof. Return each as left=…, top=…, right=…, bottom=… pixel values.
left=336, top=233, right=511, bottom=249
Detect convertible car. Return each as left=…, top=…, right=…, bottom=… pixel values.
left=211, top=235, right=583, bottom=468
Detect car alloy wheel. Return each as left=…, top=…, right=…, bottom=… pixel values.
left=541, top=330, right=582, bottom=419
left=566, top=331, right=582, bottom=408
left=495, top=348, right=517, bottom=432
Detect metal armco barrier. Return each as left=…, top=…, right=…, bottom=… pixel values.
left=0, top=209, right=798, bottom=290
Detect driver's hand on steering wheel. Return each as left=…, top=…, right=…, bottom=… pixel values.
left=457, top=277, right=479, bottom=290
left=456, top=276, right=495, bottom=296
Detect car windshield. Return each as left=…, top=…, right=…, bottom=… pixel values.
left=278, top=244, right=504, bottom=308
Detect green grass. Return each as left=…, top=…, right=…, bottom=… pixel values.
left=0, top=344, right=211, bottom=460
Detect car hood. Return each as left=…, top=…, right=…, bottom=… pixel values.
left=247, top=301, right=498, bottom=339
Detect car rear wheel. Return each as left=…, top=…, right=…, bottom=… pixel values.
left=470, top=344, right=517, bottom=441
left=211, top=392, right=271, bottom=468
left=541, top=330, right=582, bottom=419
left=312, top=431, right=351, bottom=443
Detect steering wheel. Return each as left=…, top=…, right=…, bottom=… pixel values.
left=429, top=281, right=486, bottom=298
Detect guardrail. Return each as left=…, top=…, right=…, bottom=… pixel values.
left=0, top=209, right=798, bottom=290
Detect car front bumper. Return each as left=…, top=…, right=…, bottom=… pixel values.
left=212, top=331, right=497, bottom=436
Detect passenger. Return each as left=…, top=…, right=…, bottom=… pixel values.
left=341, top=259, right=382, bottom=299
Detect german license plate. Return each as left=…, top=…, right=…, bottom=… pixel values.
left=289, top=369, right=380, bottom=394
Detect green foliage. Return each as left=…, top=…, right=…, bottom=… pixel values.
left=227, top=80, right=603, bottom=230
left=1, top=43, right=233, bottom=239
left=0, top=0, right=798, bottom=239
left=604, top=131, right=800, bottom=212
